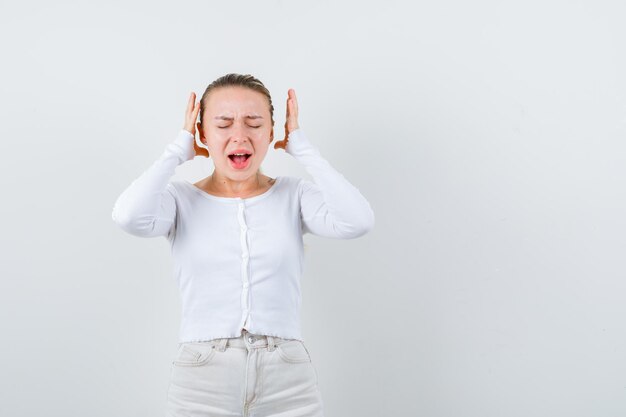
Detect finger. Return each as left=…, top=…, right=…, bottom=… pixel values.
left=287, top=99, right=296, bottom=124
left=194, top=137, right=209, bottom=157
left=287, top=89, right=297, bottom=115
left=277, top=138, right=288, bottom=149
left=187, top=92, right=195, bottom=114
left=291, top=91, right=298, bottom=115
left=193, top=101, right=200, bottom=119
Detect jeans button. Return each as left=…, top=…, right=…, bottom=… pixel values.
left=248, top=336, right=255, bottom=343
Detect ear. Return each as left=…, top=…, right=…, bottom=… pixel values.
left=196, top=122, right=206, bottom=144
left=269, top=127, right=274, bottom=143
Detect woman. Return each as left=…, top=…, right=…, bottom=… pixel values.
left=112, top=73, right=375, bottom=417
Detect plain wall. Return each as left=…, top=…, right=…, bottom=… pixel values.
left=0, top=1, right=624, bottom=416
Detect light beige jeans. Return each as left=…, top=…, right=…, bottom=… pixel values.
left=165, top=328, right=325, bottom=417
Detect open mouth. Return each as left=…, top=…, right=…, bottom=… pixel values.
left=228, top=153, right=252, bottom=169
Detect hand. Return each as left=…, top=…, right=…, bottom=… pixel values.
left=183, top=92, right=209, bottom=158
left=274, top=88, right=300, bottom=150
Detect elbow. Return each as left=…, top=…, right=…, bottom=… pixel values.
left=111, top=207, right=136, bottom=235
left=111, top=201, right=133, bottom=230
left=111, top=197, right=131, bottom=229
left=364, top=207, right=375, bottom=233
left=111, top=205, right=125, bottom=228
left=338, top=208, right=375, bottom=239
left=111, top=206, right=148, bottom=237
left=356, top=207, right=375, bottom=237
left=354, top=198, right=375, bottom=237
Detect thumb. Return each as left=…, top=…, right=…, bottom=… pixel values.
left=193, top=138, right=210, bottom=158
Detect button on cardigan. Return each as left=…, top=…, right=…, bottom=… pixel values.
left=111, top=128, right=375, bottom=343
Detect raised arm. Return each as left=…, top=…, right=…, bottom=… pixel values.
left=286, top=128, right=375, bottom=239
left=111, top=92, right=204, bottom=238
left=111, top=129, right=195, bottom=238
left=275, top=89, right=374, bottom=239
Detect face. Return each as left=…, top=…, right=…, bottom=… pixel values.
left=197, top=86, right=274, bottom=181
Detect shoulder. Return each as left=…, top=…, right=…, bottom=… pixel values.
left=269, top=176, right=310, bottom=204
left=276, top=175, right=302, bottom=186
left=166, top=179, right=183, bottom=192
left=275, top=176, right=321, bottom=205
left=165, top=179, right=190, bottom=200
left=275, top=175, right=307, bottom=193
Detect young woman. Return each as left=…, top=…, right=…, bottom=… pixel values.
left=112, top=73, right=375, bottom=417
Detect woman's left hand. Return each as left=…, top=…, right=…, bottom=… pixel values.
left=274, top=88, right=300, bottom=150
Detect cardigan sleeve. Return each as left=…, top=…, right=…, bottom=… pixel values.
left=285, top=128, right=375, bottom=239
left=111, top=129, right=196, bottom=239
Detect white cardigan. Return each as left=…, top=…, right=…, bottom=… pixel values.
left=111, top=128, right=375, bottom=343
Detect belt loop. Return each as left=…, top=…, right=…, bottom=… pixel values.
left=267, top=335, right=275, bottom=351
left=216, top=338, right=228, bottom=352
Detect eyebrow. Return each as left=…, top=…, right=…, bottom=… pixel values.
left=214, top=115, right=264, bottom=120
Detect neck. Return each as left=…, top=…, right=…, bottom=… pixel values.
left=208, top=171, right=263, bottom=196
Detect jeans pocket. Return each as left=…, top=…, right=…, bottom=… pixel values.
left=172, top=342, right=217, bottom=367
left=275, top=340, right=311, bottom=363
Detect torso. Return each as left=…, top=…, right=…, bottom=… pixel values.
left=193, top=175, right=276, bottom=199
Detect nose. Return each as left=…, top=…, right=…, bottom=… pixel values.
left=230, top=124, right=251, bottom=142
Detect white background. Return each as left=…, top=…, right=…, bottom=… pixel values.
left=1, top=1, right=625, bottom=416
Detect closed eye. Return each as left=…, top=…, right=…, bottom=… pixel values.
left=217, top=126, right=261, bottom=129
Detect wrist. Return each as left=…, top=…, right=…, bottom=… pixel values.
left=173, top=129, right=196, bottom=161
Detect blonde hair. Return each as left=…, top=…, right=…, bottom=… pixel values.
left=199, top=73, right=275, bottom=128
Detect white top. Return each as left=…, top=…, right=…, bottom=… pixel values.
left=111, top=128, right=375, bottom=343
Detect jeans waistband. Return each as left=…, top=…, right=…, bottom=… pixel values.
left=212, top=329, right=294, bottom=352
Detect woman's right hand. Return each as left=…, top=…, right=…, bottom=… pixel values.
left=184, top=92, right=209, bottom=158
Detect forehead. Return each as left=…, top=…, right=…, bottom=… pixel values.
left=205, top=86, right=268, bottom=115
